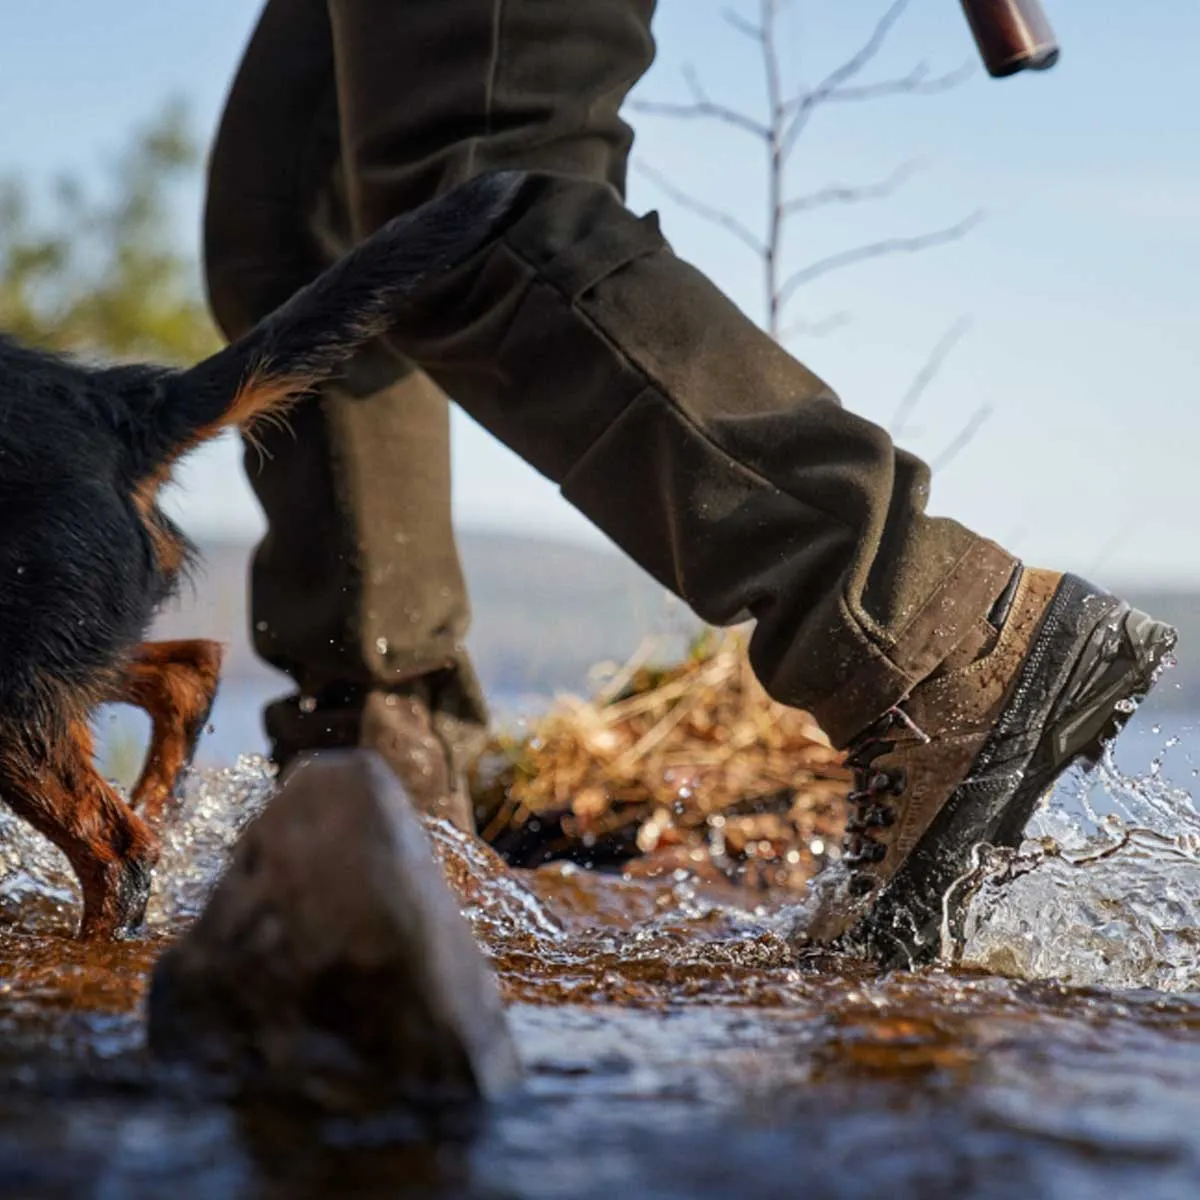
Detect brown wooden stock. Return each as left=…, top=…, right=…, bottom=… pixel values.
left=960, top=0, right=1060, bottom=77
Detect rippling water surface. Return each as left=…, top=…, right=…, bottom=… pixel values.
left=4, top=718, right=1200, bottom=1198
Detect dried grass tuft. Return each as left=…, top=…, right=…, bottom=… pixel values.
left=473, top=630, right=851, bottom=893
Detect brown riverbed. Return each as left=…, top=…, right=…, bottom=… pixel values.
left=2, top=759, right=1200, bottom=1199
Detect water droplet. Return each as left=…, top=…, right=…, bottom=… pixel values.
left=299, top=695, right=317, bottom=714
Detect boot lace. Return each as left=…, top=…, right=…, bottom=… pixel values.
left=841, top=706, right=928, bottom=896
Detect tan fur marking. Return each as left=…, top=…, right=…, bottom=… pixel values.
left=132, top=472, right=186, bottom=575
left=194, top=364, right=320, bottom=449
left=132, top=365, right=319, bottom=565
left=106, top=640, right=224, bottom=822
left=0, top=716, right=161, bottom=938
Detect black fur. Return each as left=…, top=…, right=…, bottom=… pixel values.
left=0, top=169, right=527, bottom=731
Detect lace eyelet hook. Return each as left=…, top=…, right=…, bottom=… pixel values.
left=885, top=705, right=931, bottom=745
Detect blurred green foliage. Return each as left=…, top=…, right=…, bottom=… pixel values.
left=0, top=98, right=219, bottom=364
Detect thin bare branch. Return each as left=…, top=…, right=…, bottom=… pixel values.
left=631, top=98, right=769, bottom=140
left=778, top=312, right=853, bottom=341
left=761, top=0, right=786, bottom=127
left=811, top=0, right=911, bottom=95
left=722, top=7, right=764, bottom=42
left=782, top=160, right=922, bottom=216
left=631, top=64, right=770, bottom=141
left=762, top=0, right=787, bottom=335
left=776, top=211, right=983, bottom=312
left=781, top=0, right=911, bottom=155
left=823, top=61, right=974, bottom=103
left=633, top=161, right=767, bottom=257
left=628, top=0, right=980, bottom=420
left=930, top=405, right=992, bottom=471
left=891, top=317, right=972, bottom=435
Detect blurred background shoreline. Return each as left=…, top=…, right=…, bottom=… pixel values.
left=97, top=529, right=1200, bottom=793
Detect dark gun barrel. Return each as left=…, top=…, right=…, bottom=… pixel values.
left=960, top=0, right=1060, bottom=77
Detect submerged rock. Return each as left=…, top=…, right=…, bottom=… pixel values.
left=146, top=750, right=521, bottom=1113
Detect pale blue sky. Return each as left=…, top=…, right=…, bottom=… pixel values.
left=1, top=0, right=1197, bottom=584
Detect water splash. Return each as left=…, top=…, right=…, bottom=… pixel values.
left=147, top=757, right=276, bottom=925
left=958, top=743, right=1200, bottom=992
left=0, top=757, right=275, bottom=937
left=4, top=735, right=1200, bottom=997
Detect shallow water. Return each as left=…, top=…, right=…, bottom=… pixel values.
left=4, top=747, right=1200, bottom=1198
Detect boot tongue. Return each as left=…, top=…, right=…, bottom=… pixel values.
left=933, top=565, right=1024, bottom=675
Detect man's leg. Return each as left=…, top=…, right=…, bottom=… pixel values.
left=327, top=1, right=1174, bottom=961
left=325, top=0, right=998, bottom=736
left=203, top=0, right=485, bottom=829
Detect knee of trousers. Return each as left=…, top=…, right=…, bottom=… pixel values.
left=203, top=115, right=343, bottom=343
left=388, top=169, right=840, bottom=480
left=203, top=183, right=324, bottom=345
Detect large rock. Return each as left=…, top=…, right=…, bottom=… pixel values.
left=147, top=750, right=521, bottom=1113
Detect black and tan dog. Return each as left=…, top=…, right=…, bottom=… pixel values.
left=0, top=172, right=520, bottom=938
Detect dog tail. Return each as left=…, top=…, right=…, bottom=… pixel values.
left=129, top=170, right=527, bottom=480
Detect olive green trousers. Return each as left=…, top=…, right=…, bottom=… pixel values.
left=204, top=0, right=1014, bottom=750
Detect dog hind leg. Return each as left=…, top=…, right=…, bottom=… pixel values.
left=106, top=640, right=224, bottom=822
left=0, top=720, right=161, bottom=938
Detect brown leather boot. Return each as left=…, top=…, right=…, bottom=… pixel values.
left=799, top=568, right=1176, bottom=968
left=266, top=685, right=481, bottom=833
left=359, top=692, right=478, bottom=833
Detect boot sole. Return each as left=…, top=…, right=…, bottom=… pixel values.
left=843, top=573, right=1177, bottom=970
